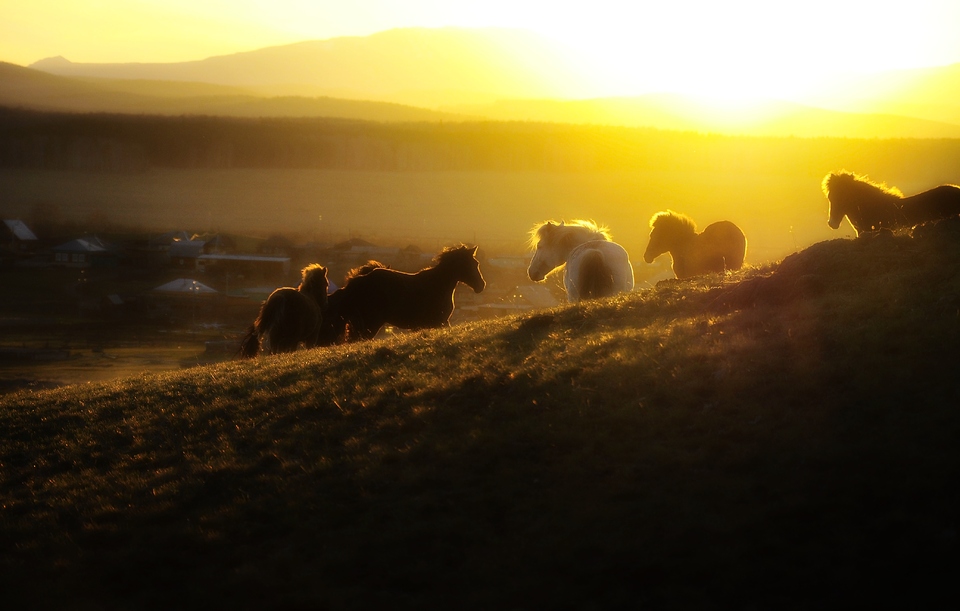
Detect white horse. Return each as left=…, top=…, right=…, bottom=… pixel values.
left=527, top=220, right=634, bottom=302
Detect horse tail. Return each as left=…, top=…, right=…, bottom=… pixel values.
left=578, top=250, right=615, bottom=300
left=728, top=230, right=747, bottom=270
left=238, top=324, right=260, bottom=359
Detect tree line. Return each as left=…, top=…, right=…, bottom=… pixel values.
left=2, top=106, right=959, bottom=178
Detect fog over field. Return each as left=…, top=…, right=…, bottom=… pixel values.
left=0, top=167, right=837, bottom=264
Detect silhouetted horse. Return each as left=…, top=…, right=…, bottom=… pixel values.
left=643, top=211, right=746, bottom=279
left=318, top=261, right=387, bottom=345
left=823, top=171, right=960, bottom=235
left=323, top=246, right=485, bottom=342
left=527, top=219, right=634, bottom=302
left=239, top=264, right=329, bottom=358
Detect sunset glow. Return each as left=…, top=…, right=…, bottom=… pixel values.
left=3, top=0, right=960, bottom=104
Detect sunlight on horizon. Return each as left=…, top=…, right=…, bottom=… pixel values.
left=3, top=1, right=960, bottom=107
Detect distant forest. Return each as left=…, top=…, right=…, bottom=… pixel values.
left=2, top=106, right=960, bottom=178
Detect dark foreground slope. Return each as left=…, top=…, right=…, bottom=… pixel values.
left=3, top=222, right=960, bottom=610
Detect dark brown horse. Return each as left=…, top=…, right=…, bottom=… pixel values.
left=322, top=245, right=485, bottom=343
left=318, top=261, right=387, bottom=345
left=823, top=171, right=960, bottom=235
left=239, top=264, right=329, bottom=358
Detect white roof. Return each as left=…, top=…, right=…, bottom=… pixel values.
left=197, top=254, right=290, bottom=263
left=153, top=278, right=218, bottom=294
left=53, top=237, right=110, bottom=253
left=3, top=220, right=38, bottom=241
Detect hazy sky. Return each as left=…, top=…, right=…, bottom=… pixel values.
left=4, top=0, right=960, bottom=98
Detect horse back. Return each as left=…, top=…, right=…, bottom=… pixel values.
left=700, top=221, right=746, bottom=270
left=262, top=288, right=322, bottom=346
left=337, top=266, right=455, bottom=334
left=901, top=185, right=960, bottom=225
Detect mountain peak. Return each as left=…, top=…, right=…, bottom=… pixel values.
left=30, top=56, right=73, bottom=69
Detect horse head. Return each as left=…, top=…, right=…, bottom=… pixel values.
left=823, top=172, right=853, bottom=229
left=527, top=221, right=567, bottom=282
left=644, top=211, right=695, bottom=263
left=460, top=245, right=486, bottom=293
left=823, top=171, right=904, bottom=233
left=643, top=225, right=667, bottom=263
left=298, top=264, right=329, bottom=307
left=528, top=220, right=612, bottom=281
left=440, top=245, right=485, bottom=293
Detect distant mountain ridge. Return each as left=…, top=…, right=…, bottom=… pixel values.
left=803, top=63, right=960, bottom=127
left=29, top=28, right=590, bottom=104
left=10, top=27, right=960, bottom=138
left=0, top=62, right=465, bottom=123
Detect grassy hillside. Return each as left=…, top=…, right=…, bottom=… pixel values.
left=3, top=223, right=960, bottom=609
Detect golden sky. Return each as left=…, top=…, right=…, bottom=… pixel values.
left=3, top=0, right=960, bottom=100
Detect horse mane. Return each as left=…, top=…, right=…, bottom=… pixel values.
left=433, top=244, right=477, bottom=266
left=649, top=210, right=697, bottom=236
left=346, top=260, right=387, bottom=280
left=298, top=263, right=328, bottom=296
left=822, top=171, right=904, bottom=202
left=528, top=219, right=611, bottom=250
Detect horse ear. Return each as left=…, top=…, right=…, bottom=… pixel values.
left=470, top=246, right=478, bottom=256
left=558, top=221, right=565, bottom=227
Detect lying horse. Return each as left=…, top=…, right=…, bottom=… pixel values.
left=823, top=171, right=960, bottom=235
left=643, top=211, right=746, bottom=279
left=527, top=219, right=634, bottom=302
left=325, top=245, right=485, bottom=342
left=239, top=264, right=329, bottom=357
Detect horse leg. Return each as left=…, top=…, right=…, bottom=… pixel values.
left=265, top=318, right=297, bottom=354
left=343, top=314, right=377, bottom=342
left=269, top=329, right=298, bottom=353
left=357, top=324, right=380, bottom=341
left=354, top=318, right=383, bottom=340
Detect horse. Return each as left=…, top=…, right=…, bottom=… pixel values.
left=822, top=171, right=960, bottom=235
left=323, top=245, right=485, bottom=342
left=238, top=264, right=329, bottom=358
left=317, top=260, right=388, bottom=345
left=527, top=220, right=634, bottom=302
left=643, top=211, right=746, bottom=280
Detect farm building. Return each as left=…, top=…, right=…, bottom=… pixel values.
left=51, top=236, right=120, bottom=268
left=196, top=253, right=291, bottom=279
left=1, top=219, right=39, bottom=261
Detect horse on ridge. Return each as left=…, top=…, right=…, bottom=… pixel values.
left=318, top=261, right=387, bottom=345
left=822, top=171, right=960, bottom=236
left=643, top=211, right=746, bottom=280
left=527, top=219, right=634, bottom=302
left=323, top=245, right=485, bottom=343
left=239, top=263, right=329, bottom=358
